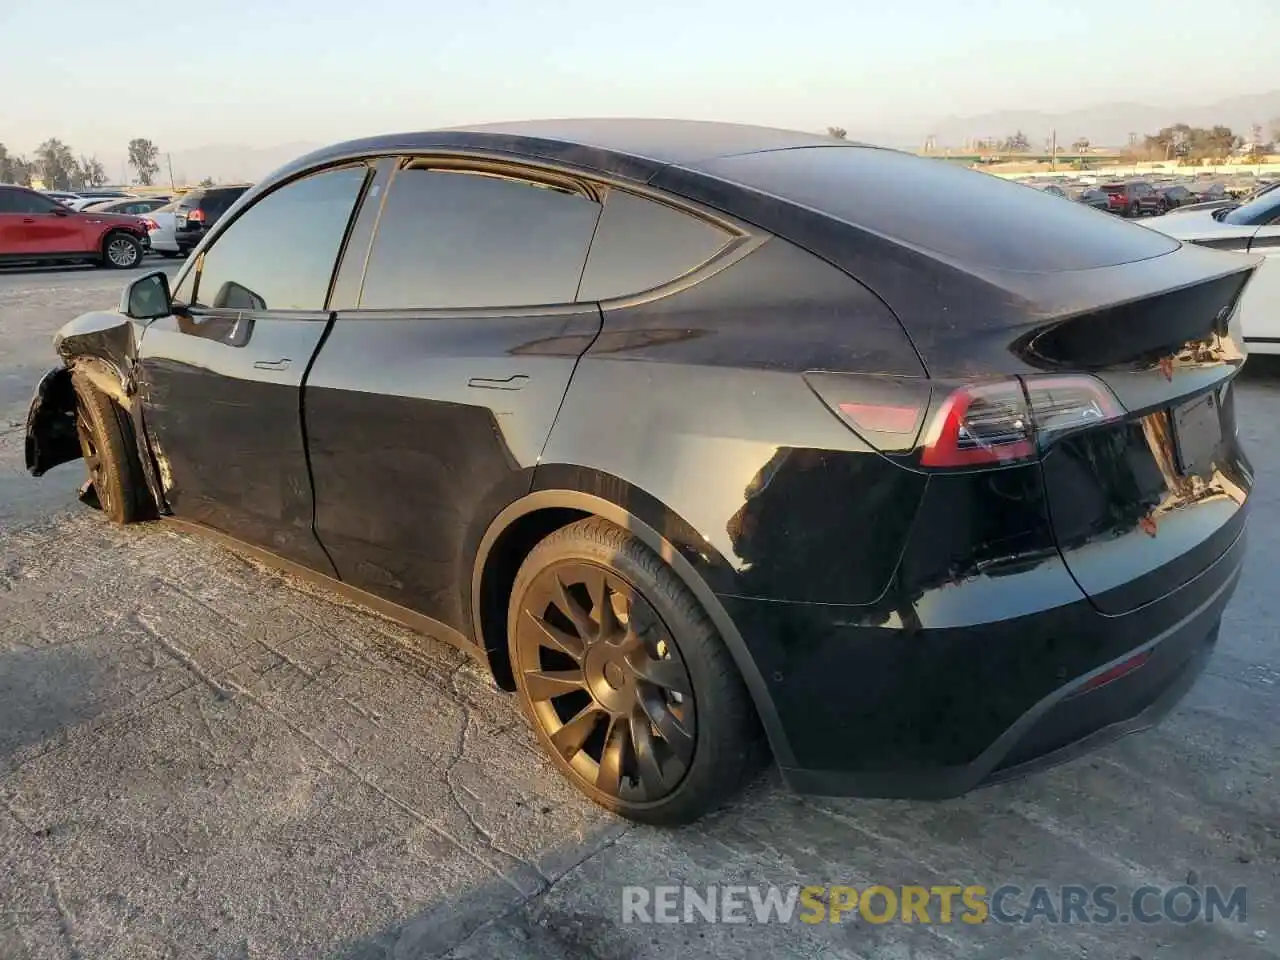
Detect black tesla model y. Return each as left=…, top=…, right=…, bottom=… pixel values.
left=25, top=120, right=1255, bottom=824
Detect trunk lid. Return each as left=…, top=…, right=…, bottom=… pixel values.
left=1026, top=269, right=1254, bottom=614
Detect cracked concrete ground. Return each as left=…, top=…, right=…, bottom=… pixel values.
left=1, top=264, right=1277, bottom=959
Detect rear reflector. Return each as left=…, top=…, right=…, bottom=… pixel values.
left=1076, top=650, right=1151, bottom=695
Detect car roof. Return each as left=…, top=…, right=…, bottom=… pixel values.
left=273, top=118, right=878, bottom=188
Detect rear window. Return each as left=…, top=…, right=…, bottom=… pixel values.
left=1102, top=184, right=1127, bottom=194
left=692, top=147, right=1178, bottom=273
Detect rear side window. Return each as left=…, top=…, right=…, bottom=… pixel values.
left=191, top=165, right=366, bottom=311
left=0, top=189, right=62, bottom=214
left=358, top=167, right=601, bottom=310
left=577, top=189, right=733, bottom=301
left=202, top=188, right=247, bottom=217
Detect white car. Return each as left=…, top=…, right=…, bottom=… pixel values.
left=144, top=200, right=183, bottom=258
left=1144, top=190, right=1280, bottom=354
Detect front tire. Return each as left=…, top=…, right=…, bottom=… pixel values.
left=101, top=231, right=142, bottom=269
left=1127, top=201, right=1141, bottom=218
left=71, top=375, right=148, bottom=524
left=508, top=517, right=761, bottom=825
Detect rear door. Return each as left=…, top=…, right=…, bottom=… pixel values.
left=0, top=188, right=35, bottom=255
left=305, top=158, right=604, bottom=632
left=136, top=163, right=370, bottom=572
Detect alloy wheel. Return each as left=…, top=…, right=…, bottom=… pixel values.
left=107, top=237, right=139, bottom=267
left=514, top=561, right=696, bottom=803
left=75, top=411, right=111, bottom=514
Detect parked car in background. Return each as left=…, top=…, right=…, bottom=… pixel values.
left=1032, top=182, right=1069, bottom=199
left=1100, top=181, right=1162, bottom=217
left=143, top=200, right=183, bottom=258
left=84, top=196, right=173, bottom=216
left=24, top=120, right=1255, bottom=824
left=41, top=191, right=82, bottom=206
left=1144, top=186, right=1280, bottom=354
left=1186, top=182, right=1227, bottom=204
left=1169, top=180, right=1278, bottom=216
left=0, top=184, right=150, bottom=268
left=173, top=185, right=251, bottom=255
left=1076, top=188, right=1110, bottom=211
left=1155, top=184, right=1195, bottom=211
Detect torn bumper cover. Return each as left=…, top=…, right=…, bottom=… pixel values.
left=25, top=365, right=79, bottom=477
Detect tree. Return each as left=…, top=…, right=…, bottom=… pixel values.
left=1001, top=130, right=1030, bottom=152
left=35, top=138, right=78, bottom=190
left=1071, top=137, right=1090, bottom=153
left=1269, top=117, right=1280, bottom=145
left=198, top=176, right=215, bottom=187
left=127, top=138, right=160, bottom=186
left=78, top=155, right=107, bottom=187
left=826, top=126, right=847, bottom=140
left=0, top=143, right=24, bottom=184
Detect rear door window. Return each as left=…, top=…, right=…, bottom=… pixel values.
left=358, top=166, right=601, bottom=309
left=577, top=189, right=734, bottom=301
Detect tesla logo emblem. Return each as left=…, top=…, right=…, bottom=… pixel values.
left=1158, top=357, right=1174, bottom=382
left=1139, top=515, right=1158, bottom=537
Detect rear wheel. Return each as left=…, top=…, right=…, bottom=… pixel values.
left=1127, top=200, right=1141, bottom=218
left=102, top=231, right=142, bottom=269
left=508, top=517, right=761, bottom=825
left=71, top=375, right=148, bottom=524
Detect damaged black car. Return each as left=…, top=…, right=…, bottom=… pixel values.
left=25, top=120, right=1256, bottom=824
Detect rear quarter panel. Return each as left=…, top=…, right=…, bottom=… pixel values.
left=538, top=237, right=928, bottom=606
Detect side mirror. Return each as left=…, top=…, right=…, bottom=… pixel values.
left=121, top=270, right=173, bottom=320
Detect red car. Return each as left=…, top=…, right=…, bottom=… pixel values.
left=0, top=185, right=150, bottom=269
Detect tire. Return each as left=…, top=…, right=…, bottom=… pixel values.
left=159, top=250, right=182, bottom=259
left=1126, top=201, right=1140, bottom=218
left=71, top=374, right=149, bottom=524
left=508, top=517, right=762, bottom=825
left=101, top=231, right=143, bottom=269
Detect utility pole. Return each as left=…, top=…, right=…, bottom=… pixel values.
left=1050, top=128, right=1057, bottom=171
left=167, top=153, right=176, bottom=190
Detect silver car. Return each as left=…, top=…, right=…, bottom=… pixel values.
left=145, top=199, right=184, bottom=258
left=1144, top=189, right=1280, bottom=354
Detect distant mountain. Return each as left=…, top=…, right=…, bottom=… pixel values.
left=922, top=90, right=1280, bottom=150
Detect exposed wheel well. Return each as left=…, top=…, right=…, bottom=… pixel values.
left=477, top=506, right=588, bottom=689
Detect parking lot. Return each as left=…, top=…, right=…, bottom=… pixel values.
left=1, top=264, right=1277, bottom=959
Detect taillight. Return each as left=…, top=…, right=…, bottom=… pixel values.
left=806, top=372, right=1124, bottom=469
left=920, top=375, right=1124, bottom=468
left=186, top=208, right=206, bottom=223
left=141, top=218, right=159, bottom=231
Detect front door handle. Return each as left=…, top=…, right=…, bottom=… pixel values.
left=468, top=374, right=529, bottom=391
left=22, top=218, right=35, bottom=223
left=252, top=358, right=291, bottom=371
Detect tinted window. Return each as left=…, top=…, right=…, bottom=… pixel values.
left=192, top=165, right=366, bottom=311
left=693, top=147, right=1179, bottom=272
left=0, top=189, right=63, bottom=214
left=578, top=189, right=732, bottom=301
left=359, top=167, right=600, bottom=310
left=203, top=188, right=248, bottom=217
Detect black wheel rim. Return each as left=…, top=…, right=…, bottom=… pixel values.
left=515, top=561, right=696, bottom=803
left=75, top=411, right=110, bottom=514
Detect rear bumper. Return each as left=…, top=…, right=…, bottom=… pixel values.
left=722, top=517, right=1245, bottom=799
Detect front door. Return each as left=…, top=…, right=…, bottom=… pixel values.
left=305, top=159, right=605, bottom=632
left=136, top=163, right=371, bottom=573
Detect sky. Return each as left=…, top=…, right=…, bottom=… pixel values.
left=2, top=0, right=1277, bottom=167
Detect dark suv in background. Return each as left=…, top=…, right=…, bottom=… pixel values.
left=174, top=185, right=250, bottom=255
left=1101, top=181, right=1163, bottom=217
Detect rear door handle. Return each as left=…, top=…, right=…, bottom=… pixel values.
left=252, top=358, right=291, bottom=371
left=468, top=375, right=529, bottom=391
left=22, top=218, right=35, bottom=223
